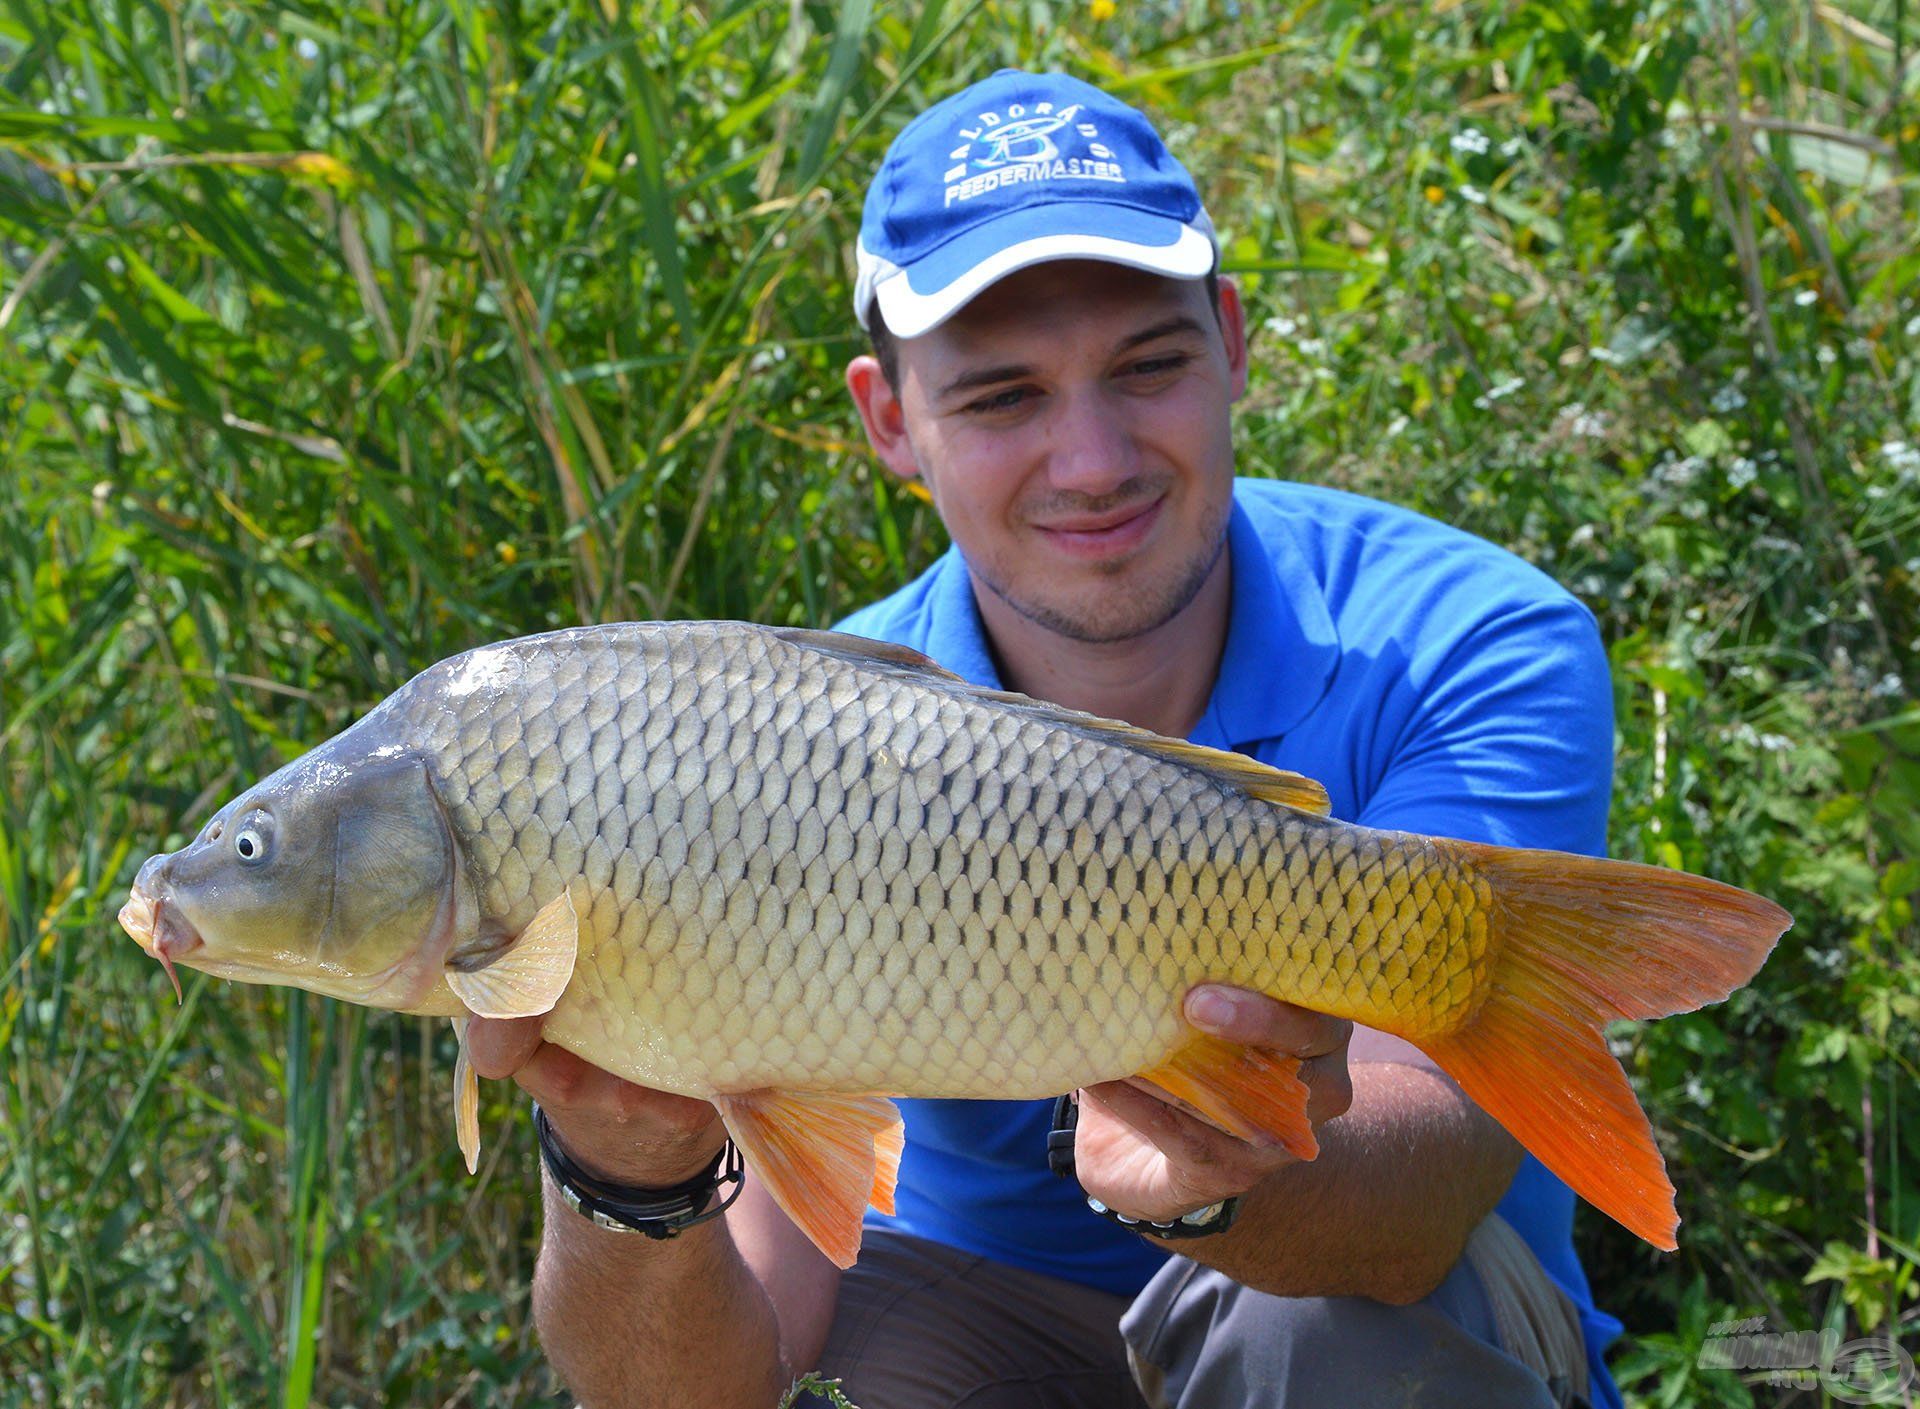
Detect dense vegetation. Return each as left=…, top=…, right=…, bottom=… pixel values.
left=3, top=1, right=1916, bottom=1404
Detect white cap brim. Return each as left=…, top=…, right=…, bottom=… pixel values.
left=858, top=220, right=1216, bottom=339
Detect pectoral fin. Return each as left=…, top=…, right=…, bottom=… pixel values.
left=452, top=1015, right=481, bottom=1175
left=712, top=1090, right=905, bottom=1269
left=1140, top=1033, right=1318, bottom=1161
left=446, top=888, right=579, bottom=1019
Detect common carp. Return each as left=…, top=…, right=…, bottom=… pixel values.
left=120, top=622, right=1789, bottom=1266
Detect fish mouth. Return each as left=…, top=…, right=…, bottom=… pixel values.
left=120, top=881, right=202, bottom=1003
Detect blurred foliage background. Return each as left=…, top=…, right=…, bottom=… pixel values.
left=3, top=0, right=1917, bottom=1404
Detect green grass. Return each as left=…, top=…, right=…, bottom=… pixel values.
left=3, top=1, right=1917, bottom=1404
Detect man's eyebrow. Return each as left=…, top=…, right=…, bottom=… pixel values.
left=936, top=362, right=1035, bottom=401
left=1115, top=314, right=1208, bottom=352
left=935, top=314, right=1209, bottom=401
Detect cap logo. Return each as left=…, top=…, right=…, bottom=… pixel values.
left=941, top=102, right=1126, bottom=207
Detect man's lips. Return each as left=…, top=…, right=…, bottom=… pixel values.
left=1033, top=497, right=1163, bottom=556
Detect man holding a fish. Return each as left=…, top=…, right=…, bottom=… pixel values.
left=471, top=71, right=1624, bottom=1409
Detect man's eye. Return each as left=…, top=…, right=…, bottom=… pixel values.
left=1128, top=353, right=1191, bottom=379
left=965, top=386, right=1036, bottom=414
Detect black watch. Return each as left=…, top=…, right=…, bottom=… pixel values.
left=532, top=1103, right=744, bottom=1238
left=1046, top=1093, right=1242, bottom=1240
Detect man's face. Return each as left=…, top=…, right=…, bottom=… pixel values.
left=850, top=261, right=1248, bottom=645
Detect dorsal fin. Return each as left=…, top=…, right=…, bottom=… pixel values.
left=767, top=627, right=1332, bottom=817
left=769, top=627, right=967, bottom=681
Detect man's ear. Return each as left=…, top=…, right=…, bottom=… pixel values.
left=846, top=354, right=927, bottom=485
left=1214, top=276, right=1250, bottom=402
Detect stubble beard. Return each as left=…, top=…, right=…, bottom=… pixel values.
left=974, top=503, right=1232, bottom=646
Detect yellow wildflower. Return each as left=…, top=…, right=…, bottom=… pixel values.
left=283, top=152, right=355, bottom=190
left=1424, top=184, right=1445, bottom=204
left=1090, top=0, right=1116, bottom=18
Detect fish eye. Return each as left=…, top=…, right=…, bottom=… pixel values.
left=235, top=823, right=270, bottom=864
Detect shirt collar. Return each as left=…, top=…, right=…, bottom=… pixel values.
left=917, top=491, right=1341, bottom=747
left=924, top=545, right=1008, bottom=690
left=1192, top=496, right=1340, bottom=751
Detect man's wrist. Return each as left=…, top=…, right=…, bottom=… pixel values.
left=1045, top=1093, right=1244, bottom=1238
left=534, top=1106, right=728, bottom=1189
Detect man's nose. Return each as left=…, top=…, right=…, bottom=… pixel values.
left=1044, top=384, right=1143, bottom=495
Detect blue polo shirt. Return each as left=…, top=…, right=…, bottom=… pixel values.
left=836, top=477, right=1624, bottom=1406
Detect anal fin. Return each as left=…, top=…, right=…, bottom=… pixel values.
left=713, top=1090, right=905, bottom=1269
left=1140, top=1033, right=1318, bottom=1161
left=870, top=1117, right=905, bottom=1217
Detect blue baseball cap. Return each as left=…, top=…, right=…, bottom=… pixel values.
left=854, top=70, right=1217, bottom=338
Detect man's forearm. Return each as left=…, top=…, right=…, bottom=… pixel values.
left=532, top=1172, right=790, bottom=1409
left=1158, top=1062, right=1521, bottom=1304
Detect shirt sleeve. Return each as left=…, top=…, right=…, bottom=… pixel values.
left=1353, top=596, right=1614, bottom=859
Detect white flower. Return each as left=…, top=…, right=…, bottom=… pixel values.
left=1385, top=414, right=1410, bottom=438
left=1906, top=313, right=1920, bottom=338
left=1560, top=403, right=1609, bottom=438
left=1591, top=346, right=1622, bottom=365
left=1450, top=128, right=1490, bottom=156
left=1264, top=314, right=1300, bottom=340
left=1472, top=376, right=1525, bottom=409
left=1727, top=457, right=1758, bottom=490
left=1499, top=137, right=1525, bottom=157
left=297, top=36, right=320, bottom=59
left=1794, top=289, right=1819, bottom=307
left=1816, top=344, right=1837, bottom=365
left=1870, top=674, right=1905, bottom=699
left=1568, top=523, right=1600, bottom=550
left=1710, top=385, right=1747, bottom=413
left=1458, top=184, right=1488, bottom=205
left=1882, top=442, right=1920, bottom=474
left=1655, top=454, right=1706, bottom=487
left=1295, top=337, right=1327, bottom=359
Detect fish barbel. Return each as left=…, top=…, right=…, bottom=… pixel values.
left=120, top=622, right=1789, bottom=1266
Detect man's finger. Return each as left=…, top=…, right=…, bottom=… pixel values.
left=1299, top=1050, right=1355, bottom=1126
left=465, top=1014, right=545, bottom=1080
left=1184, top=984, right=1352, bottom=1057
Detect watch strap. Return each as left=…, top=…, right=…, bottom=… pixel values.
left=533, top=1102, right=744, bottom=1238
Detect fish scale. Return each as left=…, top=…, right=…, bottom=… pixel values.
left=123, top=619, right=1789, bottom=1267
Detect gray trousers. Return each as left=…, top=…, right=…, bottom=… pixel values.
left=806, top=1216, right=1591, bottom=1408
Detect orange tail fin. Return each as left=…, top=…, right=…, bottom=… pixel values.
left=1420, top=847, right=1790, bottom=1251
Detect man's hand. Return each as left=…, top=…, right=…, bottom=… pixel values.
left=464, top=1016, right=727, bottom=1188
left=1071, top=986, right=1354, bottom=1225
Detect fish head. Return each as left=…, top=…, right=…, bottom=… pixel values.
left=120, top=748, right=469, bottom=1010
